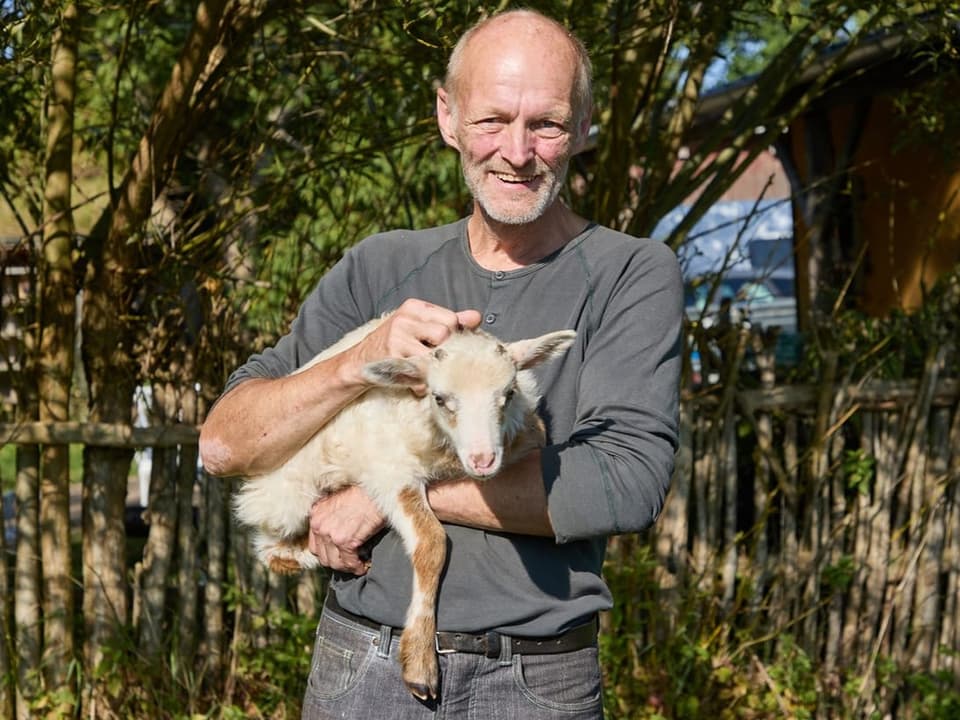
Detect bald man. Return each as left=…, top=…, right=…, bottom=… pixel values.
left=200, top=9, right=682, bottom=719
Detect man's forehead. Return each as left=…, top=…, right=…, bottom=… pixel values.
left=456, top=31, right=577, bottom=102
left=465, top=15, right=575, bottom=60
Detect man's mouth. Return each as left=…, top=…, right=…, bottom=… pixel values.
left=493, top=171, right=537, bottom=184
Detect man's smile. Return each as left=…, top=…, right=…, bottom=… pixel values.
left=492, top=171, right=536, bottom=183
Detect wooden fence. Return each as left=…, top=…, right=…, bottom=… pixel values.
left=1, top=350, right=959, bottom=717
left=646, top=340, right=960, bottom=717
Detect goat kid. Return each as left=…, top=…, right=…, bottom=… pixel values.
left=233, top=316, right=576, bottom=699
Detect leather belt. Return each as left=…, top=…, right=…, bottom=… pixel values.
left=324, top=592, right=598, bottom=658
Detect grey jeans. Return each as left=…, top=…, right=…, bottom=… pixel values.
left=300, top=606, right=605, bottom=719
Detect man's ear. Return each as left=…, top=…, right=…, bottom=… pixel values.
left=436, top=88, right=461, bottom=150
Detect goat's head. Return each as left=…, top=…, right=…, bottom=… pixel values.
left=362, top=328, right=576, bottom=479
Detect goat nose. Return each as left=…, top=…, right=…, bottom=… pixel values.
left=469, top=452, right=497, bottom=475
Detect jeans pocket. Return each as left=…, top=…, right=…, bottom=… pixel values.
left=305, top=617, right=376, bottom=701
left=512, top=647, right=603, bottom=715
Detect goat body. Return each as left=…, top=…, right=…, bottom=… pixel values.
left=234, top=315, right=576, bottom=699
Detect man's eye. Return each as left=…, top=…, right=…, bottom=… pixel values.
left=475, top=118, right=504, bottom=130
left=532, top=120, right=565, bottom=137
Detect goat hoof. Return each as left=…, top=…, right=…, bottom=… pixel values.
left=405, top=679, right=437, bottom=701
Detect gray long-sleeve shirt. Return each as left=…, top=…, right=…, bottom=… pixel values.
left=224, top=217, right=683, bottom=636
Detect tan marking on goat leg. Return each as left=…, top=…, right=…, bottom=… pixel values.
left=395, top=486, right=447, bottom=700
left=267, top=534, right=310, bottom=575
left=268, top=555, right=304, bottom=575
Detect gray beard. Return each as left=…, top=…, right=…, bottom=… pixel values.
left=463, top=160, right=569, bottom=226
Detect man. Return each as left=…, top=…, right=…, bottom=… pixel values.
left=199, top=9, right=682, bottom=719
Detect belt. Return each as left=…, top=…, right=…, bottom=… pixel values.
left=324, top=592, right=598, bottom=658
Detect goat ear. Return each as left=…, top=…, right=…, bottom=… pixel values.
left=361, top=358, right=426, bottom=387
left=508, top=330, right=577, bottom=370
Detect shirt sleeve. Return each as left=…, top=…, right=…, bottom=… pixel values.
left=541, top=240, right=683, bottom=543
left=221, top=245, right=372, bottom=395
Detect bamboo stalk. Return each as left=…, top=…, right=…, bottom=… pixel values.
left=138, top=384, right=181, bottom=660
left=721, top=414, right=738, bottom=610
left=890, top=349, right=945, bottom=669
left=176, top=386, right=200, bottom=669
left=80, top=444, right=131, bottom=677
left=38, top=445, right=73, bottom=687
left=781, top=415, right=800, bottom=625
left=912, top=407, right=949, bottom=668
left=714, top=328, right=749, bottom=608
left=748, top=336, right=776, bottom=620
left=13, top=445, right=40, bottom=720
left=0, top=488, right=12, bottom=720
left=824, top=428, right=847, bottom=673
left=201, top=471, right=226, bottom=686
left=267, top=571, right=288, bottom=646
left=657, top=399, right=693, bottom=593
left=857, top=496, right=939, bottom=719
left=251, top=559, right=270, bottom=650
left=843, top=411, right=873, bottom=666
left=939, top=472, right=959, bottom=683
left=693, top=416, right=712, bottom=580
left=802, top=352, right=838, bottom=652
left=175, top=447, right=200, bottom=654
left=855, top=412, right=896, bottom=712
left=296, top=572, right=325, bottom=619
left=939, top=399, right=960, bottom=682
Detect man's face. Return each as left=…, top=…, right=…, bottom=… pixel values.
left=439, top=31, right=582, bottom=226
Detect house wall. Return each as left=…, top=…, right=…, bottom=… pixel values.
left=854, top=97, right=960, bottom=313
left=788, top=87, right=960, bottom=316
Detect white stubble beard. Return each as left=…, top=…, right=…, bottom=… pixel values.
left=461, top=156, right=570, bottom=226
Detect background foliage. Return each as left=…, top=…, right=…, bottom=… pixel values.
left=1, top=0, right=958, bottom=718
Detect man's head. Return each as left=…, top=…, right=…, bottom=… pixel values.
left=437, top=10, right=593, bottom=226
left=444, top=11, right=593, bottom=138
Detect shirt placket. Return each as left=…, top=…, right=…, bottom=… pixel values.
left=482, top=269, right=511, bottom=329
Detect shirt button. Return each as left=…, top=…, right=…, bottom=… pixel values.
left=494, top=271, right=505, bottom=280
left=485, top=313, right=497, bottom=324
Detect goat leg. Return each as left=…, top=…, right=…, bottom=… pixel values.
left=388, top=484, right=447, bottom=700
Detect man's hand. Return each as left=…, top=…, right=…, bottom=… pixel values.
left=308, top=485, right=387, bottom=575
left=351, top=299, right=483, bottom=366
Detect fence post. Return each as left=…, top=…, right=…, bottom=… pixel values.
left=0, top=487, right=13, bottom=720
left=13, top=444, right=40, bottom=720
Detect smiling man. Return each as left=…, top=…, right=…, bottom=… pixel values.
left=199, top=9, right=683, bottom=720
left=437, top=15, right=587, bottom=231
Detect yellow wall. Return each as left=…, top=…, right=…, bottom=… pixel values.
left=790, top=90, right=960, bottom=316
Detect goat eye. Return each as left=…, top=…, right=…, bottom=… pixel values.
left=433, top=393, right=446, bottom=408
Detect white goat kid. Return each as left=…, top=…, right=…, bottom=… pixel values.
left=233, top=316, right=576, bottom=699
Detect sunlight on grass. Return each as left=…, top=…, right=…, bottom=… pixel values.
left=0, top=443, right=85, bottom=489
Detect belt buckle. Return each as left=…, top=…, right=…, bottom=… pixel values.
left=435, top=633, right=455, bottom=654
left=484, top=631, right=501, bottom=659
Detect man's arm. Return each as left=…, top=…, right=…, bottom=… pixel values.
left=427, top=452, right=553, bottom=535
left=307, top=451, right=553, bottom=575
left=199, top=354, right=367, bottom=477
left=199, top=300, right=482, bottom=477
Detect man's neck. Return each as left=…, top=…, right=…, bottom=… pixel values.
left=466, top=202, right=588, bottom=271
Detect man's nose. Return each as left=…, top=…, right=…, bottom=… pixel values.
left=498, top=123, right=535, bottom=167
